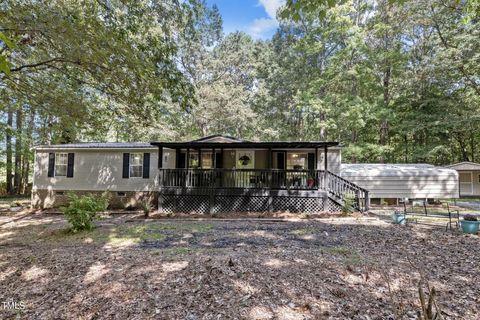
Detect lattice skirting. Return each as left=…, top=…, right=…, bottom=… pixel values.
left=158, top=191, right=341, bottom=213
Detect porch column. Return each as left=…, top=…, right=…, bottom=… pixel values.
left=267, top=148, right=272, bottom=188
left=212, top=148, right=216, bottom=168
left=185, top=148, right=190, bottom=187
left=158, top=145, right=163, bottom=169
left=323, top=145, right=329, bottom=191
left=158, top=145, right=163, bottom=187
left=198, top=148, right=202, bottom=168
left=219, top=148, right=224, bottom=187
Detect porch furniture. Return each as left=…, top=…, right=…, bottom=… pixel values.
left=402, top=200, right=460, bottom=231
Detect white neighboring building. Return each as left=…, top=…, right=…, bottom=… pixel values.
left=445, top=162, right=480, bottom=197
left=340, top=163, right=459, bottom=204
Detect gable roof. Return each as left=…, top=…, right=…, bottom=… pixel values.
left=445, top=161, right=480, bottom=171
left=190, top=135, right=246, bottom=143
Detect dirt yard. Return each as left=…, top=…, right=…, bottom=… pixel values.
left=0, top=211, right=479, bottom=319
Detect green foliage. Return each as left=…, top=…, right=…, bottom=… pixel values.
left=61, top=193, right=110, bottom=232
left=141, top=200, right=153, bottom=217
left=2, top=0, right=480, bottom=193
left=341, top=194, right=355, bottom=215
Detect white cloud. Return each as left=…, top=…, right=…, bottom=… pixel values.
left=247, top=0, right=285, bottom=39
left=249, top=17, right=279, bottom=38
left=258, top=0, right=285, bottom=19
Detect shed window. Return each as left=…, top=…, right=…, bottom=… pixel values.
left=55, top=153, right=68, bottom=177
left=129, top=153, right=143, bottom=178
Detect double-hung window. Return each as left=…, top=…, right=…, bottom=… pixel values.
left=129, top=153, right=143, bottom=178
left=55, top=153, right=68, bottom=177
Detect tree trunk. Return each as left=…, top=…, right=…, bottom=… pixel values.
left=6, top=108, right=13, bottom=194
left=14, top=107, right=23, bottom=194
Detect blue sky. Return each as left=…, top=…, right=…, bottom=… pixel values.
left=205, top=0, right=285, bottom=39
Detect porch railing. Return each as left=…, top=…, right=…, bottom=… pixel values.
left=158, top=168, right=369, bottom=211
left=323, top=171, right=369, bottom=212
left=159, top=168, right=323, bottom=190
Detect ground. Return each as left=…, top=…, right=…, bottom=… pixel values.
left=1, top=204, right=479, bottom=319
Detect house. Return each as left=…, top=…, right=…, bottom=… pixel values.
left=32, top=135, right=460, bottom=212
left=340, top=164, right=459, bottom=205
left=32, top=135, right=367, bottom=212
left=445, top=162, right=480, bottom=197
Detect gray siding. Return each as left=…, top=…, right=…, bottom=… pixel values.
left=33, top=149, right=159, bottom=192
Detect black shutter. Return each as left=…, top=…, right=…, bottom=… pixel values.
left=308, top=153, right=315, bottom=171
left=48, top=153, right=55, bottom=177
left=215, top=152, right=223, bottom=168
left=122, top=153, right=130, bottom=178
left=143, top=153, right=150, bottom=178
left=67, top=153, right=75, bottom=178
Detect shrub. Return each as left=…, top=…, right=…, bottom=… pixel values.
left=342, top=194, right=355, bottom=216
left=464, top=214, right=478, bottom=221
left=61, top=192, right=110, bottom=232
left=141, top=200, right=152, bottom=217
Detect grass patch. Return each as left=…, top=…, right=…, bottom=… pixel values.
left=43, top=223, right=169, bottom=245
left=150, top=222, right=214, bottom=233
left=290, top=229, right=308, bottom=236
left=163, top=247, right=193, bottom=256
left=321, top=246, right=364, bottom=266
left=0, top=195, right=30, bottom=209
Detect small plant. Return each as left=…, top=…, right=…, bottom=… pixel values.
left=342, top=194, right=355, bottom=216
left=61, top=192, right=109, bottom=232
left=141, top=200, right=152, bottom=218
left=464, top=214, right=478, bottom=221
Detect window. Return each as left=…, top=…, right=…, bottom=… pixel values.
left=201, top=152, right=213, bottom=169
left=55, top=153, right=68, bottom=176
left=286, top=152, right=308, bottom=170
left=189, top=152, right=199, bottom=168
left=129, top=153, right=143, bottom=178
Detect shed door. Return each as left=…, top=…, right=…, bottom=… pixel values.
left=459, top=172, right=473, bottom=195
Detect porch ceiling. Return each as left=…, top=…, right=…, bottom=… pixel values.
left=150, top=141, right=339, bottom=149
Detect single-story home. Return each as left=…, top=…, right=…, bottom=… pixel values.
left=32, top=135, right=459, bottom=212
left=445, top=162, right=480, bottom=197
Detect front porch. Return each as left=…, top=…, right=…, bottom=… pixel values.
left=152, top=135, right=369, bottom=213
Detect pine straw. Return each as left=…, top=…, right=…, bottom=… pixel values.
left=0, top=213, right=478, bottom=319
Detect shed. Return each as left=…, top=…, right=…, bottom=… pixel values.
left=445, top=162, right=480, bottom=197
left=340, top=164, right=459, bottom=203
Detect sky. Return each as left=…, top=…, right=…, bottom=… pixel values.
left=205, top=0, right=285, bottom=40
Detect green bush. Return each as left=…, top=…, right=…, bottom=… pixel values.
left=61, top=192, right=110, bottom=232
left=342, top=194, right=355, bottom=216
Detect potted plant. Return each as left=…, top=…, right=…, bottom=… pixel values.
left=460, top=214, right=479, bottom=234
left=307, top=175, right=315, bottom=188
left=392, top=209, right=406, bottom=225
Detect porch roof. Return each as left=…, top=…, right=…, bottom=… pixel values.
left=150, top=141, right=339, bottom=149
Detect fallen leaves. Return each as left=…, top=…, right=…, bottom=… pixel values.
left=0, top=213, right=479, bottom=319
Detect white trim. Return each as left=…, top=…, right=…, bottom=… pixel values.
left=54, top=152, right=68, bottom=177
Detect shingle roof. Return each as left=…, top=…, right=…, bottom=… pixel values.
left=33, top=142, right=156, bottom=150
